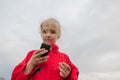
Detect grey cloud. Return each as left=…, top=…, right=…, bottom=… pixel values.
left=0, top=0, right=120, bottom=80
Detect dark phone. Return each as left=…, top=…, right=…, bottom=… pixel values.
left=40, top=43, right=51, bottom=57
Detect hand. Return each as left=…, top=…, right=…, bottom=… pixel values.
left=28, top=48, right=48, bottom=66
left=59, top=62, right=71, bottom=78
left=24, top=49, right=48, bottom=74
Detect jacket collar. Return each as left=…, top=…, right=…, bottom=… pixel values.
left=50, top=42, right=59, bottom=52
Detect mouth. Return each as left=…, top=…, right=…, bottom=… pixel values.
left=44, top=39, right=53, bottom=42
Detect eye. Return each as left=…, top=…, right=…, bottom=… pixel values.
left=42, top=30, right=47, bottom=34
left=51, top=30, right=56, bottom=34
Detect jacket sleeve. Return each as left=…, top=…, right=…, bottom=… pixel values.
left=65, top=55, right=79, bottom=80
left=11, top=50, right=35, bottom=80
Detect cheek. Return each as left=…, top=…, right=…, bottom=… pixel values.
left=55, top=35, right=59, bottom=40
left=41, top=34, right=45, bottom=38
left=55, top=33, right=60, bottom=39
left=57, top=34, right=60, bottom=39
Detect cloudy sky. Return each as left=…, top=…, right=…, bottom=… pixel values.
left=0, top=0, right=120, bottom=80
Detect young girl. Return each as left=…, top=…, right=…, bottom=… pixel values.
left=11, top=18, right=79, bottom=80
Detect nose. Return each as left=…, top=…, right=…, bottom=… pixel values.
left=46, top=32, right=51, bottom=38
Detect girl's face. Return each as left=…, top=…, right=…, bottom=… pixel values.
left=40, top=20, right=60, bottom=43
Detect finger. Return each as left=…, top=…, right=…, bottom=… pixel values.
left=35, top=50, right=48, bottom=58
left=34, top=48, right=46, bottom=54
left=39, top=56, right=49, bottom=61
left=59, top=64, right=70, bottom=74
left=60, top=72, right=66, bottom=78
left=35, top=56, right=48, bottom=63
left=59, top=63, right=68, bottom=75
left=60, top=62, right=71, bottom=71
left=39, top=50, right=48, bottom=57
left=59, top=67, right=67, bottom=78
left=59, top=63, right=66, bottom=72
left=59, top=67, right=71, bottom=78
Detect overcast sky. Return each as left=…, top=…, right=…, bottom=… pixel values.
left=0, top=0, right=120, bottom=80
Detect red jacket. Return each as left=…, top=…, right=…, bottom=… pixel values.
left=11, top=43, right=79, bottom=80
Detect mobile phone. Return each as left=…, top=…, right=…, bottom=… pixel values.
left=40, top=42, right=51, bottom=57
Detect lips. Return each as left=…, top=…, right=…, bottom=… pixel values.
left=44, top=39, right=53, bottom=42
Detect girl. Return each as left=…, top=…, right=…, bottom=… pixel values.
left=11, top=18, right=79, bottom=80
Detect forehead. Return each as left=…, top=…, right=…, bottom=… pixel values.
left=41, top=20, right=60, bottom=30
